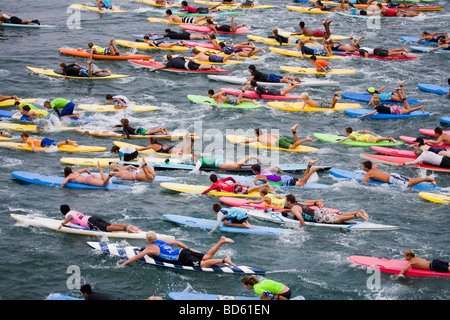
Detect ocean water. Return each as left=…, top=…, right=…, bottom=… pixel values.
left=0, top=0, right=449, bottom=303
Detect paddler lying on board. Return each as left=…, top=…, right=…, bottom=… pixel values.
left=367, top=80, right=408, bottom=104
left=414, top=31, right=449, bottom=45
left=105, top=94, right=129, bottom=109
left=136, top=136, right=184, bottom=156
left=410, top=137, right=450, bottom=157
left=43, top=98, right=83, bottom=120
left=19, top=105, right=48, bottom=124
left=142, top=35, right=184, bottom=49
left=201, top=174, right=274, bottom=195
left=290, top=19, right=332, bottom=39
left=244, top=186, right=286, bottom=208
left=309, top=55, right=332, bottom=73
left=335, top=127, right=398, bottom=144
left=398, top=148, right=450, bottom=169
left=360, top=91, right=425, bottom=117
left=208, top=89, right=258, bottom=106
left=284, top=194, right=369, bottom=226
left=62, top=163, right=113, bottom=188
left=385, top=0, right=418, bottom=8
left=394, top=249, right=450, bottom=280
left=423, top=127, right=450, bottom=148
left=309, top=0, right=344, bottom=12
left=0, top=94, right=19, bottom=102
left=148, top=54, right=224, bottom=72
left=242, top=80, right=301, bottom=98
left=111, top=145, right=139, bottom=161
left=218, top=41, right=265, bottom=58
left=181, top=1, right=222, bottom=13
left=250, top=159, right=325, bottom=188
left=354, top=43, right=410, bottom=58
left=242, top=124, right=314, bottom=150
left=159, top=28, right=209, bottom=40
left=164, top=10, right=209, bottom=24
left=59, top=61, right=112, bottom=79
left=299, top=91, right=343, bottom=111
left=361, top=160, right=436, bottom=188
left=210, top=203, right=254, bottom=233
left=112, top=118, right=168, bottom=139
left=119, top=231, right=236, bottom=268
left=20, top=132, right=78, bottom=152
left=88, top=38, right=120, bottom=58
left=429, top=38, right=450, bottom=52
left=205, top=16, right=249, bottom=33
left=244, top=64, right=302, bottom=85
left=296, top=38, right=333, bottom=58
left=96, top=0, right=113, bottom=10
left=192, top=48, right=240, bottom=63
left=109, top=159, right=157, bottom=181
left=369, top=3, right=420, bottom=17
left=242, top=276, right=291, bottom=300
left=58, top=204, right=142, bottom=233
left=0, top=12, right=40, bottom=25
left=328, top=32, right=363, bottom=53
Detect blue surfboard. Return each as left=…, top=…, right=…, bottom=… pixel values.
left=0, top=110, right=95, bottom=122
left=329, top=168, right=441, bottom=191
left=410, top=46, right=450, bottom=53
left=344, top=108, right=430, bottom=119
left=168, top=292, right=260, bottom=300
left=341, top=92, right=420, bottom=104
left=417, top=83, right=450, bottom=95
left=163, top=214, right=287, bottom=235
left=441, top=117, right=450, bottom=124
left=11, top=171, right=131, bottom=190
left=47, top=293, right=82, bottom=300
left=400, top=36, right=436, bottom=45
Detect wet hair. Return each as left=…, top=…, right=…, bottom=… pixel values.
left=299, top=21, right=305, bottom=28
left=309, top=55, right=317, bottom=61
left=250, top=80, right=258, bottom=87
left=59, top=62, right=67, bottom=68
left=60, top=204, right=71, bottom=215
left=120, top=118, right=130, bottom=128
left=165, top=29, right=172, bottom=33
left=272, top=29, right=278, bottom=35
left=181, top=1, right=188, bottom=6
left=105, top=94, right=113, bottom=100
left=111, top=145, right=120, bottom=154
left=212, top=203, right=222, bottom=212
left=251, top=164, right=261, bottom=173
left=22, top=105, right=31, bottom=112
left=166, top=9, right=172, bottom=15
left=44, top=101, right=51, bottom=108
left=64, top=167, right=73, bottom=177
left=404, top=249, right=415, bottom=258
left=300, top=92, right=309, bottom=100
left=285, top=194, right=296, bottom=204
left=345, top=127, right=353, bottom=134
left=146, top=231, right=157, bottom=243
left=192, top=48, right=200, bottom=55
left=208, top=89, right=215, bottom=95
left=434, top=127, right=443, bottom=135
left=20, top=132, right=29, bottom=139
left=209, top=174, right=218, bottom=183
left=88, top=42, right=94, bottom=48
left=362, top=161, right=373, bottom=170
left=242, top=275, right=259, bottom=286
left=413, top=148, right=423, bottom=156
left=248, top=64, right=256, bottom=72
left=259, top=187, right=270, bottom=195
left=80, top=284, right=93, bottom=295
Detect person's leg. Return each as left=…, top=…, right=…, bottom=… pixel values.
left=407, top=176, right=436, bottom=187
left=375, top=136, right=398, bottom=143
left=109, top=39, right=120, bottom=55
left=247, top=182, right=274, bottom=194
left=280, top=83, right=301, bottom=96
left=295, top=159, right=322, bottom=186
left=200, top=236, right=235, bottom=267
left=334, top=209, right=369, bottom=223
left=289, top=124, right=313, bottom=149
left=330, top=91, right=342, bottom=108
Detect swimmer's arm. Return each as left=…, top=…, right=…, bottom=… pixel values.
left=335, top=136, right=350, bottom=143
left=300, top=100, right=307, bottom=111
left=360, top=173, right=371, bottom=183
left=120, top=247, right=152, bottom=266
left=246, top=198, right=265, bottom=204
left=359, top=110, right=377, bottom=117
left=60, top=176, right=71, bottom=188
left=265, top=165, right=281, bottom=172
left=394, top=261, right=412, bottom=280
left=57, top=216, right=73, bottom=230
left=426, top=137, right=442, bottom=145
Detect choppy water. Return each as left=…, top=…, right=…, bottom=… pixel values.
left=0, top=0, right=449, bottom=303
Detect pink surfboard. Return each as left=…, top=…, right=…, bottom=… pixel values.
left=361, top=153, right=450, bottom=172
left=220, top=88, right=302, bottom=100
left=129, top=59, right=232, bottom=74
left=219, top=197, right=340, bottom=214
left=342, top=52, right=418, bottom=60
left=400, top=135, right=450, bottom=148
left=179, top=25, right=253, bottom=34
left=349, top=255, right=450, bottom=277
left=419, top=128, right=450, bottom=137
left=370, top=146, right=415, bottom=158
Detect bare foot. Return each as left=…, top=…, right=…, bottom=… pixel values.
left=224, top=256, right=236, bottom=267
left=305, top=136, right=314, bottom=143
left=308, top=159, right=319, bottom=166
left=220, top=236, right=235, bottom=244
left=291, top=123, right=299, bottom=132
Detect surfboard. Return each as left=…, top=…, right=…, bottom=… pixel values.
left=115, top=39, right=187, bottom=51
left=399, top=135, right=450, bottom=148
left=0, top=141, right=106, bottom=153
left=193, top=1, right=274, bottom=9
left=219, top=174, right=330, bottom=189
left=0, top=22, right=54, bottom=28
left=160, top=182, right=263, bottom=197
left=207, top=75, right=340, bottom=87
left=151, top=8, right=243, bottom=16
left=60, top=156, right=182, bottom=166
left=418, top=192, right=450, bottom=204
left=77, top=104, right=159, bottom=112
left=137, top=0, right=180, bottom=7
left=163, top=214, right=287, bottom=235
left=267, top=101, right=361, bottom=112
left=70, top=4, right=127, bottom=12
left=73, top=128, right=197, bottom=139
left=418, top=128, right=450, bottom=137
left=46, top=293, right=82, bottom=300
left=341, top=92, right=420, bottom=104
left=417, top=83, right=450, bottom=95
left=147, top=17, right=203, bottom=24
left=400, top=36, right=437, bottom=45
left=441, top=117, right=450, bottom=124
left=27, top=66, right=129, bottom=80
left=370, top=146, right=415, bottom=158
left=58, top=48, right=153, bottom=60
left=11, top=171, right=131, bottom=190
left=187, top=95, right=261, bottom=109
left=219, top=88, right=302, bottom=100
left=0, top=136, right=11, bottom=141
left=87, top=241, right=265, bottom=274
left=194, top=46, right=260, bottom=59
left=168, top=292, right=260, bottom=300
left=226, top=135, right=318, bottom=153
left=328, top=168, right=441, bottom=191
left=244, top=208, right=399, bottom=231
left=280, top=66, right=356, bottom=75
left=360, top=154, right=450, bottom=173
left=0, top=98, right=37, bottom=107
left=277, top=30, right=347, bottom=40
left=314, top=133, right=404, bottom=147
left=286, top=5, right=332, bottom=13
left=0, top=110, right=48, bottom=121
left=410, top=46, right=450, bottom=53
left=112, top=140, right=183, bottom=157
left=219, top=197, right=340, bottom=213
left=179, top=24, right=253, bottom=34
left=340, top=50, right=418, bottom=60
left=355, top=5, right=442, bottom=11
left=349, top=255, right=450, bottom=277
left=10, top=214, right=174, bottom=240
left=268, top=46, right=346, bottom=59
left=344, top=108, right=430, bottom=119
left=0, top=122, right=72, bottom=132
left=129, top=59, right=232, bottom=74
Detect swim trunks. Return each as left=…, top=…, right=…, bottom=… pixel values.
left=317, top=100, right=331, bottom=108
left=430, top=259, right=449, bottom=273
left=388, top=173, right=410, bottom=187
left=312, top=30, right=326, bottom=37
left=177, top=248, right=205, bottom=267
left=266, top=73, right=282, bottom=83
left=87, top=216, right=111, bottom=231
left=373, top=48, right=389, bottom=57
left=275, top=137, right=294, bottom=149
left=40, top=138, right=58, bottom=148
left=314, top=208, right=336, bottom=224
left=208, top=55, right=224, bottom=63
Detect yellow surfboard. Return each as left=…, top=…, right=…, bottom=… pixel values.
left=268, top=46, right=346, bottom=59
left=60, top=157, right=182, bottom=167
left=77, top=104, right=159, bottom=112
left=418, top=192, right=450, bottom=204
left=226, top=135, right=318, bottom=153
left=0, top=142, right=106, bottom=152
left=11, top=109, right=49, bottom=119
left=115, top=39, right=187, bottom=51
left=247, top=35, right=319, bottom=46
left=280, top=66, right=357, bottom=75
left=160, top=182, right=263, bottom=198
left=286, top=5, right=332, bottom=13
left=27, top=66, right=129, bottom=80
left=0, top=99, right=37, bottom=107
left=277, top=30, right=348, bottom=41
left=0, top=136, right=12, bottom=141
left=195, top=46, right=260, bottom=59
left=0, top=123, right=72, bottom=132
left=267, top=101, right=361, bottom=112
left=70, top=4, right=128, bottom=12
left=137, top=0, right=180, bottom=7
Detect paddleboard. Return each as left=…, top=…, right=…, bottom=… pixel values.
left=441, top=117, right=450, bottom=124
left=417, top=83, right=450, bottom=95
left=219, top=197, right=340, bottom=213
left=277, top=30, right=347, bottom=40
left=163, top=214, right=287, bottom=235
left=344, top=108, right=430, bottom=119
left=207, top=75, right=340, bottom=87
left=194, top=46, right=260, bottom=59
left=193, top=1, right=274, bottom=9
left=0, top=22, right=54, bottom=28
left=360, top=153, right=450, bottom=173
left=328, top=168, right=441, bottom=191
left=88, top=241, right=265, bottom=274
left=115, top=39, right=187, bottom=51
left=70, top=4, right=127, bottom=12
left=399, top=135, right=450, bottom=148
left=10, top=214, right=174, bottom=240
left=0, top=98, right=37, bottom=107
left=341, top=50, right=418, bottom=60
left=27, top=66, right=129, bottom=80
left=226, top=134, right=318, bottom=153
left=131, top=34, right=229, bottom=42
left=0, top=122, right=72, bottom=132
left=137, top=0, right=180, bottom=7
left=160, top=182, right=263, bottom=197
left=355, top=5, right=442, bottom=11
left=370, top=146, right=415, bottom=158
left=418, top=128, right=450, bottom=137
left=164, top=53, right=243, bottom=64
left=0, top=141, right=106, bottom=153
left=280, top=66, right=356, bottom=75
left=286, top=5, right=332, bottom=13
left=77, top=104, right=159, bottom=112
left=151, top=8, right=242, bottom=16
left=219, top=174, right=330, bottom=189
left=314, top=133, right=404, bottom=147
left=187, top=94, right=261, bottom=109
left=147, top=17, right=202, bottom=24
left=11, top=171, right=131, bottom=190
left=73, top=128, right=196, bottom=139
left=349, top=255, right=450, bottom=278
left=112, top=140, right=183, bottom=157
left=168, top=292, right=259, bottom=300
left=341, top=92, right=420, bottom=104
left=0, top=110, right=48, bottom=121
left=58, top=48, right=153, bottom=60
left=129, top=59, right=232, bottom=74
left=268, top=46, right=346, bottom=59
left=418, top=192, right=450, bottom=204
left=267, top=101, right=361, bottom=112
left=400, top=36, right=436, bottom=45
left=0, top=136, right=12, bottom=141
left=219, top=88, right=302, bottom=100
left=179, top=24, right=253, bottom=34
left=47, top=293, right=82, bottom=300
left=60, top=156, right=182, bottom=166
left=244, top=208, right=399, bottom=231
left=410, top=46, right=450, bottom=53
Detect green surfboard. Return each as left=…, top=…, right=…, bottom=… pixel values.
left=187, top=95, right=261, bottom=109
